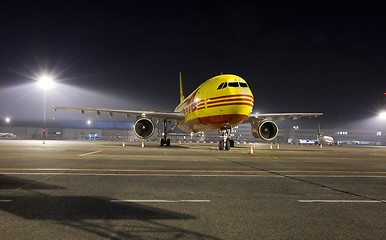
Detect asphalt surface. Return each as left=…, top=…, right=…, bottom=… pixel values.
left=0, top=140, right=385, bottom=239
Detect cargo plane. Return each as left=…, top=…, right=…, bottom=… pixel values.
left=53, top=73, right=322, bottom=150
left=316, top=123, right=335, bottom=146
left=0, top=133, right=16, bottom=139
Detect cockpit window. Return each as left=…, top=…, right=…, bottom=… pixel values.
left=218, top=81, right=247, bottom=89
left=217, top=82, right=225, bottom=90
left=228, top=82, right=239, bottom=87
left=217, top=82, right=228, bottom=90
left=239, top=82, right=248, bottom=88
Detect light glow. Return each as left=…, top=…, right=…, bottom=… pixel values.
left=38, top=75, right=54, bottom=90
left=379, top=111, right=386, bottom=120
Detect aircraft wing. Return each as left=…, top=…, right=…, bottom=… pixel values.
left=247, top=112, right=323, bottom=122
left=52, top=107, right=185, bottom=122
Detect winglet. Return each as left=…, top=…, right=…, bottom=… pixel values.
left=179, top=71, right=185, bottom=103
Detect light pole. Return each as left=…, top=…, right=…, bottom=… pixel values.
left=38, top=75, right=54, bottom=144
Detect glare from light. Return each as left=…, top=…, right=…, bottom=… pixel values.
left=379, top=111, right=386, bottom=120
left=87, top=120, right=92, bottom=125
left=38, top=75, right=54, bottom=90
left=5, top=117, right=10, bottom=124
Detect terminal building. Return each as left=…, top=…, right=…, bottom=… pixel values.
left=1, top=120, right=386, bottom=146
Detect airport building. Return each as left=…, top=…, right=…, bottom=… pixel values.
left=1, top=120, right=135, bottom=141
left=287, top=127, right=385, bottom=145
left=1, top=121, right=386, bottom=146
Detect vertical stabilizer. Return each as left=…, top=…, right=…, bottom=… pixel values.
left=317, top=122, right=322, bottom=136
left=179, top=71, right=185, bottom=103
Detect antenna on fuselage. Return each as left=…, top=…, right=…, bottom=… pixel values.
left=179, top=71, right=185, bottom=103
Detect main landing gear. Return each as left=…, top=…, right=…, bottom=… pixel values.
left=160, top=119, right=177, bottom=147
left=218, top=128, right=234, bottom=151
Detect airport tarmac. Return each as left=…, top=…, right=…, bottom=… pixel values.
left=0, top=140, right=385, bottom=239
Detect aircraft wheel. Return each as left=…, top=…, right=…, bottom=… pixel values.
left=166, top=138, right=171, bottom=146
left=219, top=140, right=224, bottom=150
left=225, top=139, right=231, bottom=150
left=230, top=139, right=235, bottom=148
left=160, top=138, right=165, bottom=146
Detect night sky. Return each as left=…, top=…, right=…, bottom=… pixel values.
left=1, top=1, right=386, bottom=128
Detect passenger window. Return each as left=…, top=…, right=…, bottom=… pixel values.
left=228, top=82, right=239, bottom=87
left=239, top=82, right=248, bottom=88
left=222, top=82, right=227, bottom=89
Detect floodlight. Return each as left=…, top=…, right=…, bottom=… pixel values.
left=38, top=75, right=54, bottom=90
left=379, top=111, right=386, bottom=120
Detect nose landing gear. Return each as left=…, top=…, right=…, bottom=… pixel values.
left=218, top=128, right=234, bottom=150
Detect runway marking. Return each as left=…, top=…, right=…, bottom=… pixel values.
left=1, top=168, right=386, bottom=175
left=0, top=172, right=283, bottom=177
left=2, top=172, right=386, bottom=178
left=0, top=200, right=12, bottom=203
left=78, top=150, right=102, bottom=157
left=298, top=200, right=386, bottom=203
left=111, top=199, right=211, bottom=203
left=275, top=171, right=386, bottom=174
left=0, top=168, right=266, bottom=174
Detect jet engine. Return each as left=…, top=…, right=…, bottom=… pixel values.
left=134, top=118, right=155, bottom=139
left=251, top=120, right=278, bottom=141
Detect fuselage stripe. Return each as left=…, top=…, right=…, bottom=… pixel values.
left=188, top=97, right=253, bottom=113
left=206, top=102, right=254, bottom=108
left=208, top=94, right=253, bottom=101
left=203, top=98, right=254, bottom=106
left=196, top=102, right=253, bottom=111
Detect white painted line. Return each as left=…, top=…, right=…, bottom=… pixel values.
left=179, top=200, right=211, bottom=203
left=0, top=172, right=282, bottom=177
left=2, top=172, right=386, bottom=178
left=288, top=175, right=386, bottom=178
left=110, top=199, right=211, bottom=203
left=298, top=200, right=385, bottom=203
left=78, top=150, right=102, bottom=157
left=0, top=200, right=12, bottom=203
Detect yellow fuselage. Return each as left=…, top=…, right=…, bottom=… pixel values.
left=174, top=74, right=254, bottom=132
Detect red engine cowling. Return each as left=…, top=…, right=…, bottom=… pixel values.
left=134, top=118, right=155, bottom=139
left=251, top=120, right=278, bottom=141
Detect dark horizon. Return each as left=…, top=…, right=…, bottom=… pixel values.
left=1, top=2, right=386, bottom=129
